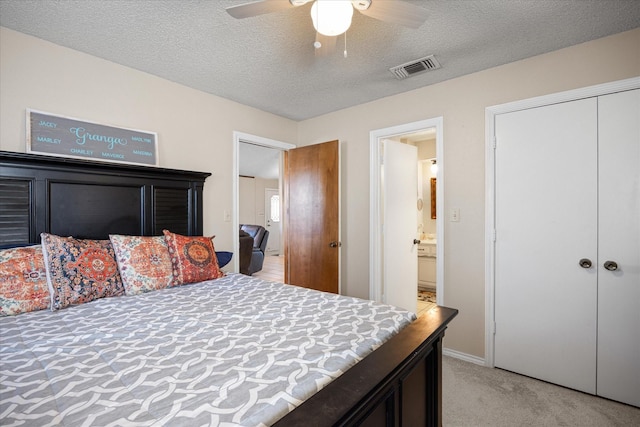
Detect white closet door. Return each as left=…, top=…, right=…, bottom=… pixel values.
left=597, top=89, right=640, bottom=407
left=383, top=139, right=418, bottom=313
left=494, top=98, right=598, bottom=393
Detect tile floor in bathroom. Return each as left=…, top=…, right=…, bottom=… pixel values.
left=417, top=290, right=437, bottom=316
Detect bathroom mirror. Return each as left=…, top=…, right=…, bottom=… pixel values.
left=430, top=178, right=436, bottom=219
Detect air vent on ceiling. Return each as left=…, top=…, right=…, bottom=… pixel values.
left=389, top=55, right=441, bottom=80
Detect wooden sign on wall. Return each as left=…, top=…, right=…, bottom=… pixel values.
left=26, top=109, right=158, bottom=166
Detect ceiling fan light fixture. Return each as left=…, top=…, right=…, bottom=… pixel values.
left=311, top=0, right=354, bottom=37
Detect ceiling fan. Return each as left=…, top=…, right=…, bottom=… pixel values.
left=226, top=0, right=429, bottom=56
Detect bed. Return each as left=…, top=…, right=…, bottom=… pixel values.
left=0, top=151, right=458, bottom=426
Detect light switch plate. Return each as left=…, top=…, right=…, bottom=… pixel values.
left=450, top=208, right=460, bottom=222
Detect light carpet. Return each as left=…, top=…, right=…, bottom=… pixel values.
left=443, top=355, right=640, bottom=426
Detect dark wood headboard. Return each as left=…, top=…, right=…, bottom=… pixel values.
left=0, top=151, right=210, bottom=245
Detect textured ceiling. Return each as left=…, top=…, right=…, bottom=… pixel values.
left=239, top=142, right=281, bottom=179
left=1, top=0, right=639, bottom=122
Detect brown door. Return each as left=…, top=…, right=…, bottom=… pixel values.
left=284, top=140, right=339, bottom=293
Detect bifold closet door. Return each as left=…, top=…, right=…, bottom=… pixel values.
left=494, top=98, right=598, bottom=394
left=596, top=89, right=640, bottom=407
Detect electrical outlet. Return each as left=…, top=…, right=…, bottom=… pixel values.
left=450, top=208, right=460, bottom=222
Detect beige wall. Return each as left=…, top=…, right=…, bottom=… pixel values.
left=239, top=176, right=278, bottom=227
left=2, top=25, right=639, bottom=359
left=239, top=176, right=257, bottom=225
left=297, top=28, right=640, bottom=358
left=0, top=27, right=298, bottom=253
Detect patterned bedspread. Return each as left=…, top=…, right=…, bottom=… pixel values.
left=0, top=273, right=415, bottom=426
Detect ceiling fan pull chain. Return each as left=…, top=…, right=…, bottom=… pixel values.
left=344, top=30, right=348, bottom=58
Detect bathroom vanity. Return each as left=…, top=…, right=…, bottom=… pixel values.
left=418, top=239, right=437, bottom=290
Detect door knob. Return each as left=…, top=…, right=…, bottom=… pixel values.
left=603, top=261, right=618, bottom=271
left=329, top=241, right=342, bottom=248
left=579, top=258, right=592, bottom=269
left=413, top=239, right=421, bottom=245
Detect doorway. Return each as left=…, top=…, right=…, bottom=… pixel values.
left=233, top=132, right=295, bottom=276
left=369, top=117, right=444, bottom=310
left=234, top=134, right=341, bottom=294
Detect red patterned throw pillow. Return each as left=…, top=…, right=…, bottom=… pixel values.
left=41, top=233, right=124, bottom=310
left=0, top=245, right=50, bottom=316
left=162, top=230, right=224, bottom=286
left=109, top=235, right=173, bottom=295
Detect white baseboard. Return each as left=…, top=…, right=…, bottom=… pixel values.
left=443, top=347, right=486, bottom=366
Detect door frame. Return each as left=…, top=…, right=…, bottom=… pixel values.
left=484, top=76, right=640, bottom=368
left=369, top=117, right=444, bottom=305
left=233, top=131, right=295, bottom=273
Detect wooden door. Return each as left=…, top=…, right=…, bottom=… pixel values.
left=382, top=139, right=418, bottom=313
left=596, top=89, right=640, bottom=407
left=494, top=98, right=599, bottom=394
left=284, top=140, right=339, bottom=293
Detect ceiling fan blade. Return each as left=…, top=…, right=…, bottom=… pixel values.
left=358, top=0, right=429, bottom=29
left=314, top=32, right=337, bottom=57
left=226, top=0, right=294, bottom=19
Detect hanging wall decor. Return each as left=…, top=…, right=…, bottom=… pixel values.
left=26, top=109, right=158, bottom=167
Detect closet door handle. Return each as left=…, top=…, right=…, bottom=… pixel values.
left=413, top=239, right=421, bottom=245
left=603, top=261, right=618, bottom=271
left=579, top=258, right=592, bottom=269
